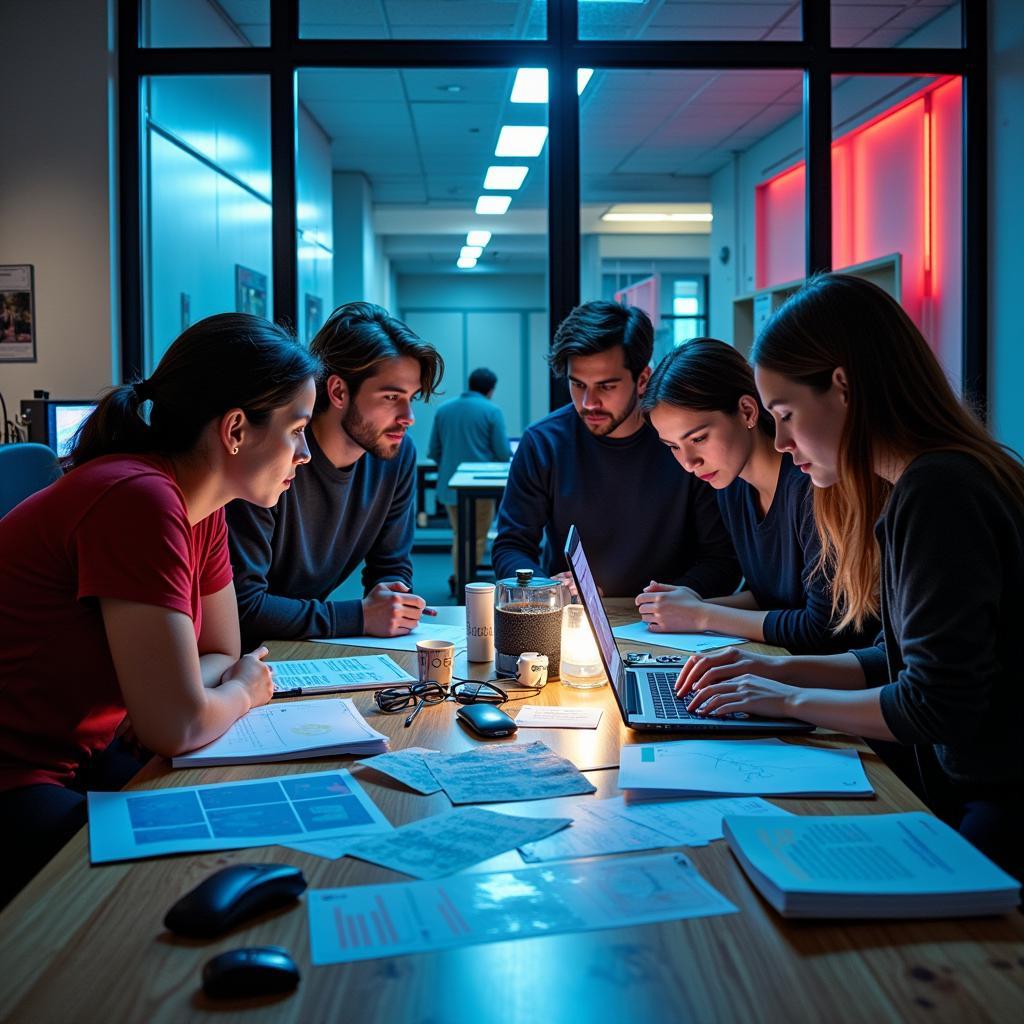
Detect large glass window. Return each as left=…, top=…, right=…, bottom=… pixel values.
left=142, top=0, right=269, bottom=46
left=142, top=75, right=272, bottom=369
left=831, top=1, right=961, bottom=48
left=297, top=67, right=549, bottom=453
left=579, top=0, right=800, bottom=42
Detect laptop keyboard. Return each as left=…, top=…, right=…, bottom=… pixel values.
left=647, top=671, right=744, bottom=721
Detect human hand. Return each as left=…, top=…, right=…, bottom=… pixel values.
left=675, top=646, right=787, bottom=698
left=635, top=581, right=706, bottom=632
left=362, top=582, right=426, bottom=637
left=221, top=646, right=274, bottom=709
left=687, top=672, right=799, bottom=719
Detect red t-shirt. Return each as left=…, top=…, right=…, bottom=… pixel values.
left=0, top=454, right=234, bottom=790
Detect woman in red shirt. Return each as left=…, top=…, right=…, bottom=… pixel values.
left=0, top=313, right=319, bottom=904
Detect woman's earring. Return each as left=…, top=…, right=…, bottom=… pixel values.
left=231, top=446, right=239, bottom=455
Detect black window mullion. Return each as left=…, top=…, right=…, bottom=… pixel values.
left=803, top=0, right=832, bottom=278
left=118, top=0, right=143, bottom=380
left=270, top=0, right=298, bottom=331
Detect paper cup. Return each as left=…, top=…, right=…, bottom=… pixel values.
left=416, top=639, right=455, bottom=686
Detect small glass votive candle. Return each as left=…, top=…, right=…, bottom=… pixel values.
left=559, top=604, right=606, bottom=689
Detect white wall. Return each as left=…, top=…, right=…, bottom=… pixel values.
left=0, top=0, right=116, bottom=404
left=988, top=0, right=1024, bottom=452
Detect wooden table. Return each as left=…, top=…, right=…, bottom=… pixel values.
left=448, top=461, right=509, bottom=592
left=2, top=603, right=1022, bottom=1024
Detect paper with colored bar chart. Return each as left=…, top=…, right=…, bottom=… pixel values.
left=308, top=851, right=738, bottom=964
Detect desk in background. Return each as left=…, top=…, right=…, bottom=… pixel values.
left=448, top=460, right=510, bottom=592
left=1, top=602, right=1022, bottom=1023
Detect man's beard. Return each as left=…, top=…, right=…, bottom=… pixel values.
left=342, top=405, right=405, bottom=459
left=580, top=391, right=638, bottom=437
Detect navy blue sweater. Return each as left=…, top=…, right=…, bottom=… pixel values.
left=716, top=455, right=876, bottom=653
left=851, top=452, right=1024, bottom=790
left=492, top=404, right=740, bottom=597
left=226, top=426, right=415, bottom=648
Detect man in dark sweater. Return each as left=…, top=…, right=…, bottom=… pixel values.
left=492, top=301, right=740, bottom=597
left=227, top=302, right=443, bottom=648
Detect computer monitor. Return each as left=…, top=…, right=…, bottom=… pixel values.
left=20, top=398, right=97, bottom=456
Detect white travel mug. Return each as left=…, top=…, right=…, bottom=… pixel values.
left=465, top=582, right=495, bottom=662
left=516, top=652, right=549, bottom=688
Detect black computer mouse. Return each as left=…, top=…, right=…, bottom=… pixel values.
left=164, top=864, right=307, bottom=938
left=202, top=946, right=300, bottom=1000
left=456, top=702, right=517, bottom=737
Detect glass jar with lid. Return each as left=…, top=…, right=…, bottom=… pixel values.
left=493, top=569, right=568, bottom=678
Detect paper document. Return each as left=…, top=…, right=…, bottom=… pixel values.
left=619, top=739, right=873, bottom=798
left=309, top=852, right=738, bottom=965
left=723, top=812, right=1021, bottom=918
left=612, top=620, right=746, bottom=653
left=614, top=795, right=791, bottom=847
left=356, top=747, right=442, bottom=794
left=271, top=655, right=414, bottom=696
left=315, top=622, right=466, bottom=653
left=346, top=807, right=572, bottom=879
left=515, top=705, right=603, bottom=730
left=424, top=740, right=597, bottom=804
left=170, top=698, right=387, bottom=767
left=88, top=769, right=391, bottom=864
left=284, top=837, right=357, bottom=860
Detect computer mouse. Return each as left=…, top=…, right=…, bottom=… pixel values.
left=164, top=863, right=307, bottom=938
left=456, top=702, right=517, bottom=737
left=202, top=946, right=300, bottom=1000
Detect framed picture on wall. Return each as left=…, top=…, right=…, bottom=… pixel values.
left=235, top=265, right=267, bottom=318
left=0, top=264, right=37, bottom=363
left=305, top=294, right=323, bottom=344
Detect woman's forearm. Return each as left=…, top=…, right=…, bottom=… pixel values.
left=776, top=651, right=869, bottom=690
left=199, top=652, right=237, bottom=688
left=704, top=591, right=761, bottom=611
left=699, top=602, right=768, bottom=642
left=787, top=686, right=895, bottom=739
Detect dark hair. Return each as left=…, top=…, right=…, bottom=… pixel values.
left=69, top=314, right=320, bottom=468
left=548, top=300, right=653, bottom=381
left=640, top=337, right=775, bottom=436
left=753, top=272, right=1024, bottom=631
left=468, top=367, right=497, bottom=395
left=310, top=301, right=444, bottom=413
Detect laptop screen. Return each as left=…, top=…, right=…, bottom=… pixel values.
left=564, top=526, right=623, bottom=691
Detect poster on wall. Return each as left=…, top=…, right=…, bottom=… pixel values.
left=235, top=265, right=267, bottom=318
left=0, top=264, right=37, bottom=363
left=305, top=294, right=323, bottom=344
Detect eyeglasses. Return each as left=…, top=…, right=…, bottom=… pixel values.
left=375, top=680, right=509, bottom=727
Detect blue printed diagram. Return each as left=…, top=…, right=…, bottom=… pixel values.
left=125, top=774, right=373, bottom=846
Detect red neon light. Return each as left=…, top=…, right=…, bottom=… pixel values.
left=923, top=95, right=933, bottom=295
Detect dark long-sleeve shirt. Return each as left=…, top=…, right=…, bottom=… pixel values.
left=716, top=455, right=877, bottom=653
left=851, top=451, right=1024, bottom=789
left=226, top=426, right=416, bottom=648
left=492, top=403, right=740, bottom=597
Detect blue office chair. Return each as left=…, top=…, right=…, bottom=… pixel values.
left=0, top=443, right=62, bottom=518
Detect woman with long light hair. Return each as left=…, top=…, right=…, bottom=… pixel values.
left=675, top=274, right=1024, bottom=878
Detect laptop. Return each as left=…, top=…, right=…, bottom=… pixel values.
left=564, top=525, right=815, bottom=734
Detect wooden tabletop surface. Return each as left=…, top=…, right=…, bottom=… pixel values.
left=2, top=601, right=1021, bottom=1024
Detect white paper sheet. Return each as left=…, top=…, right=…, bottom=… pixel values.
left=424, top=740, right=597, bottom=804
left=612, top=620, right=746, bottom=653
left=346, top=807, right=572, bottom=879
left=619, top=739, right=874, bottom=798
left=87, top=769, right=392, bottom=863
left=357, top=747, right=442, bottom=794
left=170, top=699, right=387, bottom=767
left=309, top=851, right=738, bottom=964
left=612, top=795, right=792, bottom=847
left=271, top=655, right=414, bottom=695
left=284, top=838, right=357, bottom=860
left=313, top=622, right=466, bottom=652
left=514, top=705, right=603, bottom=730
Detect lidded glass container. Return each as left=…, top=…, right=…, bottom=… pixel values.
left=493, top=569, right=568, bottom=677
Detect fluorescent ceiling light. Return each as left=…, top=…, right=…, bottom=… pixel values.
left=495, top=126, right=548, bottom=158
left=460, top=245, right=483, bottom=260
left=466, top=230, right=491, bottom=247
left=476, top=195, right=512, bottom=214
left=457, top=256, right=478, bottom=269
left=602, top=212, right=714, bottom=223
left=510, top=68, right=595, bottom=104
left=484, top=165, right=528, bottom=190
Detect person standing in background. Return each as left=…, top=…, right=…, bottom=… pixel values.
left=428, top=367, right=512, bottom=595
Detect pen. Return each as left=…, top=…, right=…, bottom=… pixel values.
left=422, top=606, right=438, bottom=617
left=271, top=687, right=304, bottom=699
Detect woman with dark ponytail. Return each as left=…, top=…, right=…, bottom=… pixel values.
left=0, top=313, right=319, bottom=904
left=637, top=338, right=876, bottom=653
left=674, top=275, right=1024, bottom=879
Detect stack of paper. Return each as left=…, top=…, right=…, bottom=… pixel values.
left=723, top=812, right=1021, bottom=919
left=618, top=739, right=873, bottom=799
left=171, top=698, right=388, bottom=767
left=270, top=654, right=414, bottom=696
